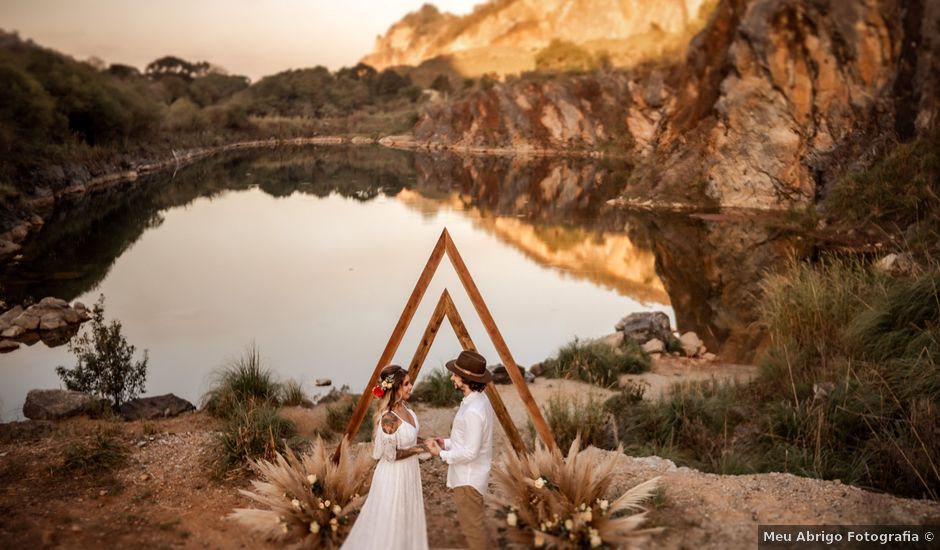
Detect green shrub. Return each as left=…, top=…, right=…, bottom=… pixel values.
left=826, top=129, right=940, bottom=233
left=212, top=401, right=298, bottom=475
left=412, top=368, right=461, bottom=407
left=61, top=430, right=127, bottom=475
left=202, top=343, right=281, bottom=418
left=535, top=39, right=596, bottom=72
left=529, top=393, right=613, bottom=452
left=325, top=400, right=375, bottom=442
left=280, top=379, right=313, bottom=407
left=544, top=338, right=650, bottom=387
left=56, top=295, right=148, bottom=408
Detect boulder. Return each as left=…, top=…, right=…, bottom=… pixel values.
left=23, top=389, right=104, bottom=420
left=0, top=305, right=23, bottom=326
left=315, top=378, right=332, bottom=387
left=616, top=312, right=673, bottom=344
left=119, top=394, right=195, bottom=421
left=61, top=308, right=81, bottom=324
left=679, top=332, right=704, bottom=357
left=1, top=325, right=25, bottom=339
left=528, top=361, right=548, bottom=377
left=0, top=339, right=20, bottom=353
left=12, top=313, right=40, bottom=331
left=37, top=297, right=69, bottom=309
left=39, top=313, right=67, bottom=331
left=641, top=338, right=665, bottom=354
left=490, top=364, right=530, bottom=385
left=703, top=352, right=718, bottom=361
left=874, top=253, right=914, bottom=275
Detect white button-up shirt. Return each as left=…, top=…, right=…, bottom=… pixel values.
left=440, top=390, right=494, bottom=495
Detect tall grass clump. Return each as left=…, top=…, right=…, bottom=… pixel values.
left=544, top=338, right=650, bottom=388
left=529, top=393, right=614, bottom=452
left=280, top=379, right=313, bottom=407
left=825, top=129, right=940, bottom=238
left=411, top=368, right=461, bottom=407
left=212, top=401, right=299, bottom=476
left=755, top=259, right=939, bottom=497
left=202, top=343, right=281, bottom=418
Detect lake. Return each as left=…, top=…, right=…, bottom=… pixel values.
left=0, top=147, right=702, bottom=420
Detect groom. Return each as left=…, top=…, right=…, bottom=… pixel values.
left=427, top=350, right=494, bottom=550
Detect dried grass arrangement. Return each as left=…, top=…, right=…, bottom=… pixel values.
left=492, top=436, right=662, bottom=549
left=229, top=438, right=373, bottom=548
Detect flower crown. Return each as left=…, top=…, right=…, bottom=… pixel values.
left=371, top=374, right=396, bottom=398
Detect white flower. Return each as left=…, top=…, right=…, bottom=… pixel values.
left=598, top=499, right=609, bottom=512
left=330, top=518, right=339, bottom=532
left=582, top=510, right=593, bottom=522
left=590, top=534, right=603, bottom=548
left=534, top=477, right=546, bottom=489
left=318, top=502, right=325, bottom=510
left=309, top=521, right=320, bottom=534
left=280, top=523, right=288, bottom=534
left=291, top=498, right=302, bottom=509
left=307, top=474, right=317, bottom=485
left=332, top=504, right=342, bottom=515
left=534, top=533, right=546, bottom=548
left=564, top=519, right=574, bottom=530
left=506, top=512, right=517, bottom=527
left=324, top=500, right=331, bottom=507
left=275, top=515, right=284, bottom=524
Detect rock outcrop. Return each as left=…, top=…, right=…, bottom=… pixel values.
left=119, top=394, right=196, bottom=421
left=403, top=0, right=940, bottom=210
left=22, top=389, right=106, bottom=420
left=0, top=298, right=90, bottom=352
left=361, top=0, right=711, bottom=74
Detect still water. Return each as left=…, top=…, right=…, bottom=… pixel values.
left=0, top=148, right=678, bottom=420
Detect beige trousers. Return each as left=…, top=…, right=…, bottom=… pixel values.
left=453, top=485, right=490, bottom=550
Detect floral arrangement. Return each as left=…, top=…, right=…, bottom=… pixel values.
left=491, top=436, right=661, bottom=549
left=371, top=374, right=395, bottom=398
left=229, top=437, right=373, bottom=549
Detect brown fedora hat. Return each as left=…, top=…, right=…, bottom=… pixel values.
left=445, top=350, right=492, bottom=384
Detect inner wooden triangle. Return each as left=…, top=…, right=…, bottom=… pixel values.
left=335, top=228, right=557, bottom=460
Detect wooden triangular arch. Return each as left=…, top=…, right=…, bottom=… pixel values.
left=333, top=228, right=556, bottom=461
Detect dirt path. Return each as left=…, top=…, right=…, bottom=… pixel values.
left=1, top=361, right=936, bottom=549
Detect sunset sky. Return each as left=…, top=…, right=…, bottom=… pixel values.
left=1, top=0, right=480, bottom=80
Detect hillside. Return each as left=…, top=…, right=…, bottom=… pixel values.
left=361, top=0, right=715, bottom=77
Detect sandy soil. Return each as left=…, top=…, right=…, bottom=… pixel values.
left=1, top=358, right=937, bottom=549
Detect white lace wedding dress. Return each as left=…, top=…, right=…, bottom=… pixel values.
left=341, top=407, right=428, bottom=550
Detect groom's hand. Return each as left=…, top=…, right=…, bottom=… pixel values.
left=426, top=439, right=441, bottom=456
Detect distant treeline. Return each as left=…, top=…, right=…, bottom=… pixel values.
left=0, top=30, right=433, bottom=203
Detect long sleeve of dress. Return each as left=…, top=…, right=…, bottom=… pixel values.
left=372, top=425, right=398, bottom=462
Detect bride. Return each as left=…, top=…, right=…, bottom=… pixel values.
left=341, top=365, right=429, bottom=550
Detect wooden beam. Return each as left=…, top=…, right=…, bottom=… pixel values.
left=443, top=229, right=557, bottom=453
left=333, top=230, right=447, bottom=462
left=441, top=294, right=527, bottom=455
left=406, top=290, right=449, bottom=383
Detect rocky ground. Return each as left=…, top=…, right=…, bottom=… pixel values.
left=1, top=357, right=937, bottom=549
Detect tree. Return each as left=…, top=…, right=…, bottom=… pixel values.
left=56, top=295, right=148, bottom=408
left=145, top=55, right=211, bottom=81
left=430, top=74, right=452, bottom=95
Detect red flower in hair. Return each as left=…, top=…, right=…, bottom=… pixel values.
left=372, top=386, right=385, bottom=398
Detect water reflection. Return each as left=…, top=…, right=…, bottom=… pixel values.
left=0, top=147, right=806, bottom=421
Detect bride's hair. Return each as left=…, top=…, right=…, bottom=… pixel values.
left=373, top=365, right=409, bottom=424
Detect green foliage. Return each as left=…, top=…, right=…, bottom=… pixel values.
left=529, top=393, right=614, bottom=452
left=607, top=258, right=940, bottom=498
left=543, top=337, right=651, bottom=387
left=212, top=401, right=298, bottom=475
left=60, top=430, right=127, bottom=475
left=325, top=400, right=374, bottom=442
left=189, top=73, right=250, bottom=107
left=145, top=55, right=211, bottom=81
left=202, top=343, right=281, bottom=418
left=280, top=379, right=312, bottom=407
left=826, top=130, right=940, bottom=235
left=55, top=295, right=148, bottom=408
left=412, top=368, right=462, bottom=407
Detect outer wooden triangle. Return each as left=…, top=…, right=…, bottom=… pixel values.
left=333, top=228, right=557, bottom=461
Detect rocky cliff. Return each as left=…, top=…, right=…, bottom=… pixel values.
left=361, top=0, right=712, bottom=75
left=404, top=0, right=940, bottom=210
